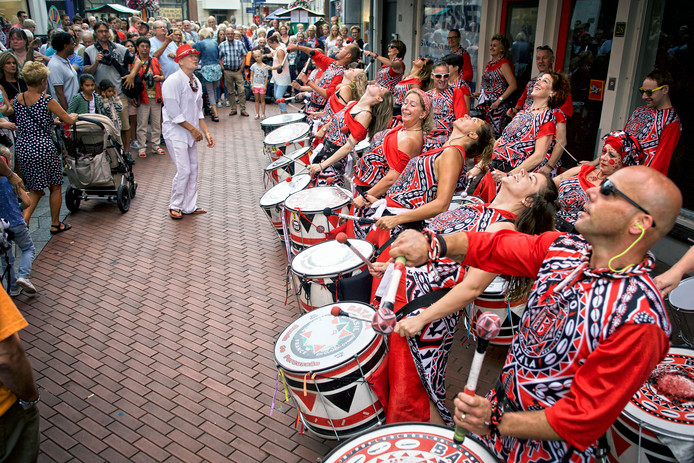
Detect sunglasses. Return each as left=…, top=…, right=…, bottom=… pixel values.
left=387, top=45, right=397, bottom=49
left=432, top=73, right=450, bottom=79
left=638, top=85, right=666, bottom=97
left=599, top=178, right=656, bottom=227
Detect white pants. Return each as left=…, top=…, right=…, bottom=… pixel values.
left=166, top=139, right=199, bottom=213
left=136, top=100, right=162, bottom=151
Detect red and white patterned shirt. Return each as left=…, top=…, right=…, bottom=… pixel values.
left=624, top=106, right=681, bottom=175
left=354, top=128, right=390, bottom=187
left=423, top=86, right=469, bottom=151
left=479, top=58, right=512, bottom=106
left=393, top=77, right=422, bottom=105
left=556, top=164, right=595, bottom=224
left=461, top=230, right=671, bottom=462
left=375, top=58, right=404, bottom=93
left=493, top=109, right=556, bottom=169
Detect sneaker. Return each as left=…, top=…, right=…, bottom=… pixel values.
left=152, top=147, right=166, bottom=155
left=216, top=101, right=223, bottom=108
left=9, top=287, right=21, bottom=297
left=16, top=278, right=37, bottom=296
left=225, top=100, right=230, bottom=107
left=139, top=150, right=146, bottom=158
left=130, top=140, right=139, bottom=149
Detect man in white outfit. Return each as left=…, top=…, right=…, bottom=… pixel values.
left=161, top=44, right=215, bottom=219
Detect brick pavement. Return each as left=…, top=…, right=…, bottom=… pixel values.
left=13, top=103, right=687, bottom=462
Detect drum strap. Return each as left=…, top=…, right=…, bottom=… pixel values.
left=395, top=288, right=452, bottom=321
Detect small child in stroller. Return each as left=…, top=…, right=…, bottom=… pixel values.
left=98, top=80, right=123, bottom=131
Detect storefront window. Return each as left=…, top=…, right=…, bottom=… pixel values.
left=420, top=0, right=482, bottom=82
left=562, top=0, right=618, bottom=162
left=632, top=0, right=692, bottom=213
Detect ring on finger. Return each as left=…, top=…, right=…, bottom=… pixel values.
left=461, top=413, right=466, bottom=421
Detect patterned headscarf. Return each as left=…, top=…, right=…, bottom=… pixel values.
left=411, top=88, right=431, bottom=116
left=601, top=130, right=644, bottom=167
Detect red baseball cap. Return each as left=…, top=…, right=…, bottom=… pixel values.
left=175, top=44, right=199, bottom=63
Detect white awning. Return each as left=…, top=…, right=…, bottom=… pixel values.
left=202, top=0, right=242, bottom=10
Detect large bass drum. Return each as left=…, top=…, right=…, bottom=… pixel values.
left=321, top=422, right=500, bottom=462
left=275, top=302, right=386, bottom=440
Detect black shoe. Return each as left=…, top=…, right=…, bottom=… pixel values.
left=124, top=153, right=136, bottom=166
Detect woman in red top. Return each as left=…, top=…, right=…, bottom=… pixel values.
left=553, top=131, right=643, bottom=233
left=353, top=89, right=433, bottom=209
left=471, top=72, right=570, bottom=182
left=392, top=57, right=433, bottom=105
left=135, top=37, right=165, bottom=158
left=311, top=67, right=367, bottom=128
left=364, top=39, right=406, bottom=93
left=374, top=113, right=494, bottom=232
left=473, top=34, right=517, bottom=136
left=307, top=84, right=393, bottom=186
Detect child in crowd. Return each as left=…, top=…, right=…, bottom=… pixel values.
left=97, top=80, right=122, bottom=130
left=68, top=74, right=104, bottom=115
left=0, top=146, right=36, bottom=297
left=250, top=50, right=269, bottom=120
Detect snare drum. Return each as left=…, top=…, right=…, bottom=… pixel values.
left=668, top=276, right=694, bottom=347
left=283, top=186, right=352, bottom=254
left=291, top=239, right=375, bottom=312
left=274, top=302, right=386, bottom=440
left=607, top=346, right=694, bottom=462
left=263, top=122, right=311, bottom=162
left=321, top=422, right=500, bottom=462
left=260, top=113, right=307, bottom=136
left=263, top=147, right=312, bottom=187
left=259, top=174, right=312, bottom=240
left=471, top=276, right=527, bottom=346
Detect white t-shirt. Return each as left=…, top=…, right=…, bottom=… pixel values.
left=250, top=63, right=269, bottom=88
left=47, top=54, right=79, bottom=105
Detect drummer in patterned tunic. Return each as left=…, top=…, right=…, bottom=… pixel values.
left=363, top=39, right=406, bottom=93
left=307, top=84, right=393, bottom=187
left=392, top=58, right=433, bottom=106
left=444, top=53, right=473, bottom=93
left=311, top=68, right=367, bottom=130
left=553, top=131, right=643, bottom=233
left=473, top=34, right=517, bottom=137
left=423, top=61, right=470, bottom=151
left=624, top=69, right=681, bottom=175
left=374, top=169, right=560, bottom=426
left=287, top=42, right=360, bottom=113
left=470, top=72, right=570, bottom=181
left=389, top=165, right=682, bottom=463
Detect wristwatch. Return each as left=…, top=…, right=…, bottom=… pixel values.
left=18, top=394, right=40, bottom=409
left=497, top=96, right=504, bottom=101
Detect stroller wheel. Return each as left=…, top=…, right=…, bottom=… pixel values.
left=65, top=187, right=81, bottom=212
left=129, top=181, right=137, bottom=199
left=116, top=185, right=131, bottom=213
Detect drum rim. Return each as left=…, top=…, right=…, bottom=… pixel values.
left=284, top=186, right=352, bottom=212
left=261, top=113, right=306, bottom=127
left=320, top=421, right=500, bottom=463
left=259, top=174, right=312, bottom=206
left=291, top=240, right=375, bottom=278
left=621, top=345, right=694, bottom=440
left=263, top=122, right=311, bottom=144
left=274, top=302, right=380, bottom=374
left=668, top=276, right=694, bottom=311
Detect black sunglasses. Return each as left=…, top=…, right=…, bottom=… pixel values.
left=600, top=178, right=656, bottom=227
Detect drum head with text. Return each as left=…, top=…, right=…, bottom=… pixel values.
left=259, top=174, right=312, bottom=207
left=292, top=239, right=375, bottom=277
left=284, top=186, right=352, bottom=213
left=623, top=346, right=694, bottom=440
left=264, top=122, right=310, bottom=145
left=261, top=113, right=306, bottom=129
left=275, top=303, right=378, bottom=374
left=321, top=423, right=499, bottom=463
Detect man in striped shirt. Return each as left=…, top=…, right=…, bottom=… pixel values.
left=218, top=29, right=249, bottom=116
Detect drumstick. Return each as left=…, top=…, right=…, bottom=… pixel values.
left=453, top=312, right=502, bottom=445
left=363, top=57, right=375, bottom=73
left=329, top=305, right=373, bottom=323
left=323, top=207, right=376, bottom=224
left=276, top=98, right=303, bottom=111
left=370, top=256, right=405, bottom=335
left=336, top=232, right=376, bottom=273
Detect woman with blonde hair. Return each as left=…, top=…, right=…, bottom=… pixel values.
left=312, top=67, right=367, bottom=125
left=307, top=84, right=393, bottom=187
left=325, top=25, right=341, bottom=51
left=13, top=61, right=77, bottom=232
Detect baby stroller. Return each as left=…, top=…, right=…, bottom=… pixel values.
left=62, top=114, right=137, bottom=213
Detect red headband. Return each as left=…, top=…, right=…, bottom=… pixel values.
left=412, top=88, right=431, bottom=115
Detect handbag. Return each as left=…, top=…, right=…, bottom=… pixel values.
left=0, top=131, right=12, bottom=148
left=201, top=64, right=222, bottom=83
